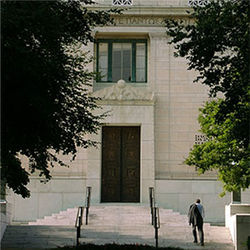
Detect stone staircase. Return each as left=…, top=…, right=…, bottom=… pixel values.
left=1, top=205, right=234, bottom=249
left=28, top=207, right=78, bottom=226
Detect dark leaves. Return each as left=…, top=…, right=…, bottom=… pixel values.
left=1, top=0, right=113, bottom=197
left=166, top=0, right=250, bottom=194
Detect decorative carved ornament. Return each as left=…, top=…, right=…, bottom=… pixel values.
left=112, top=0, right=133, bottom=6
left=92, top=80, right=155, bottom=104
left=188, top=0, right=210, bottom=7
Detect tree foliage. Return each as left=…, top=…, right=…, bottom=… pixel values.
left=166, top=0, right=249, bottom=194
left=1, top=0, right=117, bottom=198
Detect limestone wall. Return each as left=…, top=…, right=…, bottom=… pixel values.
left=155, top=180, right=232, bottom=222
left=149, top=32, right=212, bottom=180
left=9, top=146, right=89, bottom=222
left=7, top=178, right=87, bottom=222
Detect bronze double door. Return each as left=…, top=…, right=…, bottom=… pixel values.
left=101, top=126, right=140, bottom=202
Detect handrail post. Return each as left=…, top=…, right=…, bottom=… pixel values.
left=75, top=206, right=84, bottom=246
left=153, top=205, right=160, bottom=249
left=76, top=226, right=80, bottom=246
left=149, top=187, right=155, bottom=225
left=85, top=186, right=91, bottom=225
left=149, top=187, right=160, bottom=248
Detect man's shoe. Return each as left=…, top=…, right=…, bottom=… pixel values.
left=193, top=240, right=197, bottom=243
left=200, top=243, right=204, bottom=246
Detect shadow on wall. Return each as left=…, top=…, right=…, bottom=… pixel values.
left=225, top=204, right=250, bottom=250
left=1, top=200, right=11, bottom=242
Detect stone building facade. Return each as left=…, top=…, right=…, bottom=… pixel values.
left=7, top=0, right=250, bottom=223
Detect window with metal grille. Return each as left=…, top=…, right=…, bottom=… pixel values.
left=112, top=0, right=133, bottom=6
left=96, top=39, right=147, bottom=83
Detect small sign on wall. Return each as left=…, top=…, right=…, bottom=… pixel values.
left=194, top=134, right=209, bottom=145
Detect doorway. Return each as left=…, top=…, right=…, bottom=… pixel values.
left=101, top=126, right=140, bottom=202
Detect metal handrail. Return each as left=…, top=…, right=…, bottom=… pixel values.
left=75, top=206, right=84, bottom=246
left=149, top=187, right=155, bottom=225
left=85, top=186, right=91, bottom=225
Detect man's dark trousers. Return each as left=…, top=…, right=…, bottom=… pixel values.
left=192, top=220, right=204, bottom=244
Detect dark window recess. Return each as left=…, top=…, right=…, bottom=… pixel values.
left=96, top=39, right=147, bottom=83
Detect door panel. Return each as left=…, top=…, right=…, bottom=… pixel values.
left=101, top=126, right=140, bottom=202
left=122, top=127, right=140, bottom=202
left=101, top=127, right=121, bottom=202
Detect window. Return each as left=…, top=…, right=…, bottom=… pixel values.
left=96, top=39, right=147, bottom=83
left=112, top=0, right=133, bottom=6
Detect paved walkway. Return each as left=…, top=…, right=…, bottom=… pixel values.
left=1, top=205, right=234, bottom=250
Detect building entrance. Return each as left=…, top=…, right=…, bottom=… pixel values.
left=101, top=126, right=140, bottom=202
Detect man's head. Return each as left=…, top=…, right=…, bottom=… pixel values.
left=196, top=199, right=201, bottom=203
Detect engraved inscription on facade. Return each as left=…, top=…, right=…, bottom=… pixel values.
left=113, top=16, right=164, bottom=26
left=113, top=16, right=191, bottom=27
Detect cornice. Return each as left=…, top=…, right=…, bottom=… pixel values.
left=119, top=7, right=191, bottom=16
left=87, top=5, right=192, bottom=17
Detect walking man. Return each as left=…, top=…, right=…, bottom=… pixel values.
left=188, top=198, right=205, bottom=246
